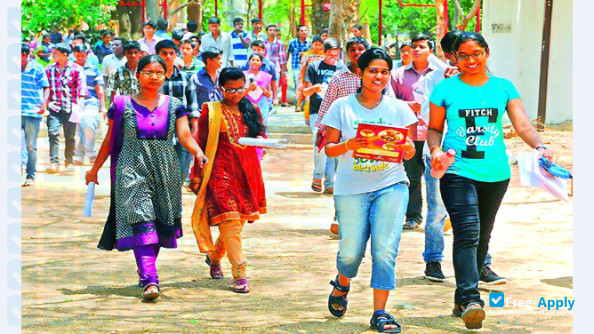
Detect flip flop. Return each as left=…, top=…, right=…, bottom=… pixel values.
left=142, top=284, right=160, bottom=301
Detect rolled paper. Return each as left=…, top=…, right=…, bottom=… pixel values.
left=83, top=182, right=95, bottom=217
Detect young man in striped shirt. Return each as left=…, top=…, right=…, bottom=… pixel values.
left=230, top=17, right=251, bottom=68
left=21, top=43, right=49, bottom=186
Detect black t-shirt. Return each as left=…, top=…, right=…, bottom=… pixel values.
left=305, top=60, right=345, bottom=115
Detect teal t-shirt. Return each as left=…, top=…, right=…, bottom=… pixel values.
left=429, top=75, right=520, bottom=182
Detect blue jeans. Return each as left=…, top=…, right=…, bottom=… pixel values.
left=21, top=116, right=42, bottom=179
left=47, top=112, right=77, bottom=165
left=334, top=182, right=408, bottom=290
left=74, top=107, right=99, bottom=162
left=309, top=118, right=336, bottom=188
left=422, top=155, right=493, bottom=266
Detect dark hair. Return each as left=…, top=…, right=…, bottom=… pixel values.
left=312, top=36, right=324, bottom=45
left=172, top=29, right=185, bottom=41
left=248, top=52, right=264, bottom=64
left=157, top=18, right=168, bottom=30
left=155, top=39, right=178, bottom=54
left=439, top=30, right=462, bottom=54
left=72, top=34, right=86, bottom=43
left=251, top=18, right=262, bottom=24
left=113, top=36, right=127, bottom=44
left=180, top=39, right=196, bottom=48
left=250, top=40, right=265, bottom=49
left=219, top=67, right=266, bottom=138
left=123, top=40, right=141, bottom=52
left=453, top=31, right=489, bottom=53
left=187, top=21, right=198, bottom=33
left=202, top=46, right=223, bottom=63
left=346, top=36, right=369, bottom=51
left=190, top=35, right=201, bottom=45
left=21, top=42, right=30, bottom=55
left=197, top=31, right=206, bottom=38
left=356, top=48, right=393, bottom=93
left=233, top=17, right=244, bottom=25
left=143, top=20, right=157, bottom=29
left=399, top=40, right=411, bottom=49
left=352, top=23, right=363, bottom=31
left=136, top=54, right=167, bottom=74
left=323, top=37, right=341, bottom=52
left=266, top=24, right=277, bottom=31
left=412, top=34, right=434, bottom=50
left=53, top=43, right=72, bottom=55
left=297, top=24, right=307, bottom=32
left=208, top=17, right=221, bottom=25
left=42, top=33, right=51, bottom=40
left=72, top=44, right=88, bottom=53
left=320, top=29, right=328, bottom=35
left=101, top=30, right=114, bottom=38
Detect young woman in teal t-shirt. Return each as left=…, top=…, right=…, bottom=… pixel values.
left=427, top=32, right=554, bottom=330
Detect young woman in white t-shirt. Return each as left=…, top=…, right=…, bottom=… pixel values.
left=321, top=48, right=417, bottom=333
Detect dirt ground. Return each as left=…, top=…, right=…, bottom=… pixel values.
left=21, top=128, right=573, bottom=333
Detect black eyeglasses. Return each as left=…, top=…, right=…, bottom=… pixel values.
left=220, top=87, right=246, bottom=94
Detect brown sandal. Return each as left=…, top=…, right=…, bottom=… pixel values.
left=311, top=178, right=322, bottom=192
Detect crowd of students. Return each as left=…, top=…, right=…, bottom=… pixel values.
left=22, top=16, right=555, bottom=332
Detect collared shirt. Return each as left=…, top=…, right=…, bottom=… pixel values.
left=81, top=62, right=104, bottom=107
left=249, top=30, right=266, bottom=42
left=182, top=57, right=205, bottom=75
left=315, top=66, right=395, bottom=133
left=390, top=62, right=437, bottom=141
left=230, top=31, right=251, bottom=68
left=138, top=36, right=164, bottom=54
left=286, top=38, right=311, bottom=70
left=264, top=38, right=287, bottom=73
left=93, top=42, right=113, bottom=63
left=160, top=66, right=198, bottom=118
left=190, top=69, right=223, bottom=114
left=240, top=59, right=278, bottom=81
left=101, top=54, right=127, bottom=78
left=68, top=52, right=100, bottom=70
left=106, top=64, right=139, bottom=101
left=22, top=61, right=50, bottom=118
left=155, top=30, right=172, bottom=40
left=200, top=32, right=233, bottom=67
left=45, top=61, right=87, bottom=113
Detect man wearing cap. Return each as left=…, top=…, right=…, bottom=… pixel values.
left=200, top=17, right=233, bottom=67
left=44, top=43, right=87, bottom=174
left=138, top=20, right=163, bottom=54
left=72, top=44, right=107, bottom=166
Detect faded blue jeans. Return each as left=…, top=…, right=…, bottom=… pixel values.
left=74, top=105, right=99, bottom=163
left=310, top=117, right=336, bottom=189
left=422, top=155, right=493, bottom=266
left=334, top=182, right=408, bottom=290
left=21, top=116, right=42, bottom=179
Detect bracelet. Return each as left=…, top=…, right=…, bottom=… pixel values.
left=430, top=145, right=442, bottom=154
left=535, top=145, right=548, bottom=150
left=344, top=140, right=351, bottom=151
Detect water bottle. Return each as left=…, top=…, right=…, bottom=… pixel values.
left=430, top=149, right=456, bottom=179
left=83, top=182, right=95, bottom=217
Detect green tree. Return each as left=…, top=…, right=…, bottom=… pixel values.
left=22, top=0, right=119, bottom=36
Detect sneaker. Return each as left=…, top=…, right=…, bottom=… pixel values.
left=46, top=163, right=60, bottom=174
left=403, top=219, right=421, bottom=230
left=424, top=262, right=445, bottom=282
left=64, top=164, right=75, bottom=173
left=22, top=178, right=35, bottom=187
left=461, top=302, right=485, bottom=329
left=479, top=265, right=507, bottom=285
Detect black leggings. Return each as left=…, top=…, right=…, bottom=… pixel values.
left=440, top=173, right=509, bottom=307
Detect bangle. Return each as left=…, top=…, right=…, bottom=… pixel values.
left=535, top=145, right=548, bottom=150
left=430, top=145, right=442, bottom=154
left=344, top=140, right=351, bottom=151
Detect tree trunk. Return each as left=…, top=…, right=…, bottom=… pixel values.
left=186, top=1, right=203, bottom=31
left=435, top=0, right=447, bottom=60
left=145, top=0, right=161, bottom=22
left=311, top=0, right=330, bottom=36
left=328, top=0, right=345, bottom=43
left=344, top=0, right=359, bottom=44
left=117, top=4, right=143, bottom=40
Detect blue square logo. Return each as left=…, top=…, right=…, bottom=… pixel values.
left=489, top=292, right=505, bottom=307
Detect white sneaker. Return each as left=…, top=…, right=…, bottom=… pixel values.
left=22, top=178, right=35, bottom=187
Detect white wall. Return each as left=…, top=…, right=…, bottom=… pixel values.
left=482, top=0, right=572, bottom=124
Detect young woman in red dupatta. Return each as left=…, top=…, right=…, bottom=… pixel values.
left=189, top=67, right=267, bottom=293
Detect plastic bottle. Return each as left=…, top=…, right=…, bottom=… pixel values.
left=431, top=149, right=456, bottom=179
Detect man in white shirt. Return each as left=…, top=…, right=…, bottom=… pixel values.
left=199, top=17, right=234, bottom=67
left=101, top=37, right=127, bottom=83
left=138, top=20, right=163, bottom=54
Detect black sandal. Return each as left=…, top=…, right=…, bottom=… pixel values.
left=370, top=311, right=402, bottom=333
left=328, top=275, right=350, bottom=317
left=142, top=284, right=160, bottom=301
